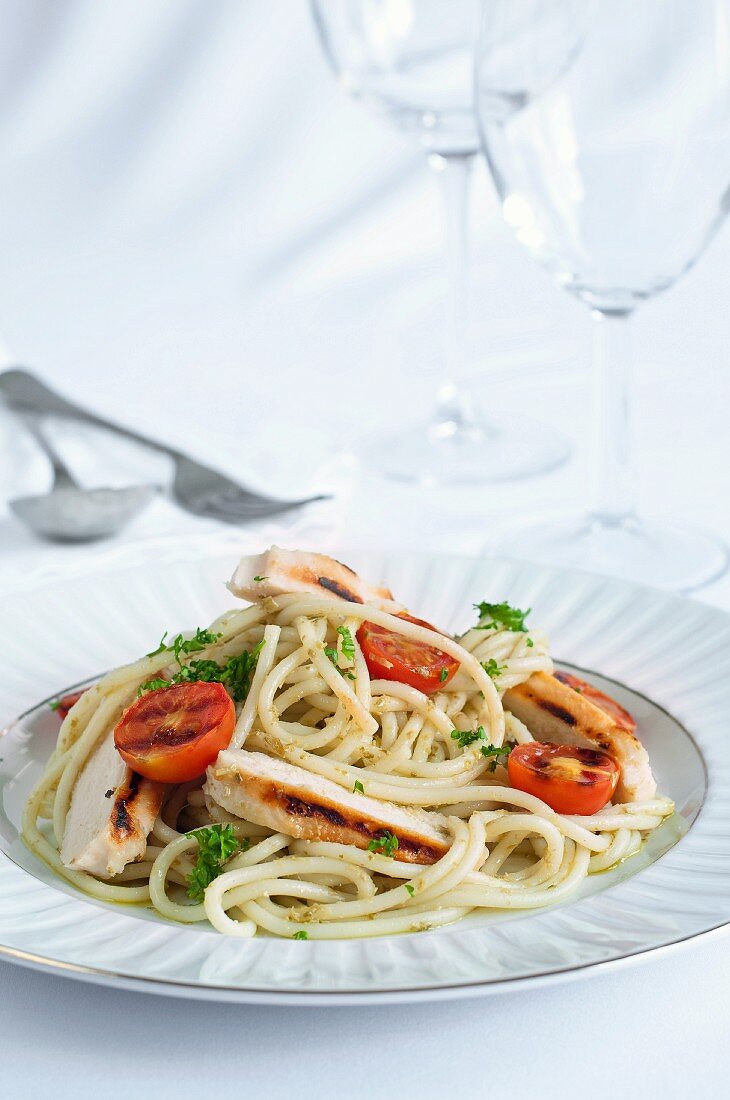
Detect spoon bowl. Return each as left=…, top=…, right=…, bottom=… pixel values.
left=9, top=484, right=158, bottom=542
left=6, top=407, right=158, bottom=542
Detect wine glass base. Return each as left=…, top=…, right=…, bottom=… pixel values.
left=358, top=418, right=571, bottom=486
left=487, top=514, right=729, bottom=592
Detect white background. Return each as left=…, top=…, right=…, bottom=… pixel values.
left=0, top=2, right=729, bottom=1096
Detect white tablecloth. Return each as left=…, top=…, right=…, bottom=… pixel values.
left=1, top=934, right=729, bottom=1100
left=1, top=2, right=729, bottom=1095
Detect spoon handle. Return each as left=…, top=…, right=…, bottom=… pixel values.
left=19, top=414, right=79, bottom=490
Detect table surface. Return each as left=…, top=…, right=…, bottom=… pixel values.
left=1, top=935, right=729, bottom=1100
left=1, top=2, right=729, bottom=1096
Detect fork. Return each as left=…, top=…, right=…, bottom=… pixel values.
left=0, top=369, right=329, bottom=523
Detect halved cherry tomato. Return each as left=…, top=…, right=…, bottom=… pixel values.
left=53, top=689, right=88, bottom=720
left=507, top=741, right=619, bottom=815
left=554, top=670, right=636, bottom=732
left=114, top=682, right=235, bottom=783
left=356, top=613, right=459, bottom=694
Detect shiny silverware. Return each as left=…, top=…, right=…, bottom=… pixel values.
left=0, top=369, right=329, bottom=523
left=9, top=412, right=157, bottom=541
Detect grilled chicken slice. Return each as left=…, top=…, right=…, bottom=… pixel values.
left=503, top=671, right=656, bottom=803
left=228, top=546, right=399, bottom=606
left=206, top=749, right=450, bottom=864
left=60, top=728, right=164, bottom=876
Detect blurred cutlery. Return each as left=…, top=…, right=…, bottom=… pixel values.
left=0, top=368, right=329, bottom=522
left=9, top=413, right=157, bottom=542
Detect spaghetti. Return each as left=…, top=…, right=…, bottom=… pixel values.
left=23, top=585, right=674, bottom=940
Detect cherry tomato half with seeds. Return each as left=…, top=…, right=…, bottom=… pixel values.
left=507, top=741, right=620, bottom=816
left=356, top=613, right=459, bottom=695
left=53, top=689, right=88, bottom=720
left=554, top=670, right=636, bottom=732
left=114, top=681, right=235, bottom=783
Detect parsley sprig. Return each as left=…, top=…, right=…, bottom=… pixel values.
left=480, top=743, right=513, bottom=771
left=474, top=601, right=531, bottom=633
left=367, top=831, right=399, bottom=858
left=323, top=636, right=356, bottom=680
left=481, top=658, right=506, bottom=681
left=186, top=824, right=245, bottom=900
left=147, top=627, right=222, bottom=661
left=139, top=638, right=263, bottom=701
left=451, top=725, right=487, bottom=749
left=337, top=624, right=356, bottom=661
left=138, top=677, right=170, bottom=694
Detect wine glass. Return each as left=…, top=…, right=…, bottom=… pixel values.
left=475, top=0, right=730, bottom=588
left=311, top=0, right=570, bottom=484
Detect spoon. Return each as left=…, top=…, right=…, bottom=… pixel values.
left=0, top=369, right=330, bottom=523
left=9, top=415, right=158, bottom=542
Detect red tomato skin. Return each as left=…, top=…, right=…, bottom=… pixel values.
left=114, top=682, right=235, bottom=783
left=55, top=689, right=88, bottom=720
left=508, top=741, right=619, bottom=816
left=356, top=613, right=459, bottom=694
left=554, top=670, right=636, bottom=732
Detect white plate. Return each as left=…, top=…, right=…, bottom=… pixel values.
left=1, top=546, right=728, bottom=1004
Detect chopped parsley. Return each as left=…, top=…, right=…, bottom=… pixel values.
left=138, top=642, right=263, bottom=702
left=439, top=667, right=449, bottom=683
left=353, top=780, right=365, bottom=794
left=324, top=639, right=356, bottom=680
left=172, top=628, right=222, bottom=662
left=146, top=631, right=169, bottom=658
left=451, top=725, right=486, bottom=748
left=253, top=575, right=268, bottom=583
left=175, top=658, right=227, bottom=685
left=137, top=677, right=170, bottom=695
left=293, top=930, right=308, bottom=940
left=405, top=884, right=415, bottom=897
left=481, top=658, right=506, bottom=681
left=186, top=824, right=243, bottom=900
left=147, top=627, right=222, bottom=661
left=49, top=699, right=61, bottom=711
left=480, top=743, right=513, bottom=771
left=474, top=601, right=531, bottom=633
left=218, top=642, right=265, bottom=702
left=367, top=831, right=399, bottom=858
left=337, top=625, right=356, bottom=661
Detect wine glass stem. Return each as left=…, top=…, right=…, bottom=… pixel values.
left=591, top=308, right=636, bottom=523
left=429, top=151, right=477, bottom=432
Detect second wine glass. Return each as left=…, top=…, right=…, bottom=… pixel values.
left=311, top=0, right=570, bottom=484
left=475, top=0, right=730, bottom=588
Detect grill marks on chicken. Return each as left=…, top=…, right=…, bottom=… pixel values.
left=227, top=546, right=398, bottom=606
left=503, top=672, right=656, bottom=803
left=60, top=727, right=164, bottom=877
left=206, top=750, right=450, bottom=864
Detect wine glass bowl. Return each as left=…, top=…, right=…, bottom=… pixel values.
left=477, top=0, right=730, bottom=312
left=312, top=0, right=480, bottom=154
left=311, top=0, right=571, bottom=484
left=474, top=0, right=730, bottom=588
